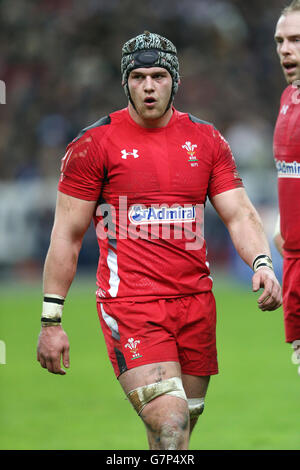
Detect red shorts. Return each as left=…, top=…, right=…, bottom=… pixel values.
left=97, top=292, right=218, bottom=378
left=282, top=257, right=300, bottom=343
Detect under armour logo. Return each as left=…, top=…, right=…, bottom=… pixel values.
left=281, top=105, right=289, bottom=115
left=121, top=149, right=139, bottom=159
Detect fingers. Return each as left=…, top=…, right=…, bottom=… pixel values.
left=252, top=269, right=282, bottom=311
left=62, top=346, right=70, bottom=370
left=252, top=275, right=261, bottom=293
left=37, top=327, right=70, bottom=375
left=37, top=349, right=68, bottom=375
left=258, top=282, right=282, bottom=311
left=39, top=356, right=66, bottom=375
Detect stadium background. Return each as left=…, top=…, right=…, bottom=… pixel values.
left=0, top=0, right=299, bottom=450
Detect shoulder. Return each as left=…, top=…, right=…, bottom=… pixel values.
left=71, top=108, right=128, bottom=145
left=63, top=115, right=112, bottom=166
left=72, top=114, right=112, bottom=144
left=177, top=110, right=218, bottom=138
left=186, top=113, right=215, bottom=129
left=176, top=111, right=232, bottom=165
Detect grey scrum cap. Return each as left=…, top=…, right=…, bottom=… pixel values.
left=121, top=31, right=180, bottom=101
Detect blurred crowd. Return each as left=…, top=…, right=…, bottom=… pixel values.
left=0, top=0, right=287, bottom=181
left=0, top=0, right=287, bottom=277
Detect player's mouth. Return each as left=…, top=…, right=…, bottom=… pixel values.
left=144, top=97, right=157, bottom=107
left=282, top=61, right=298, bottom=75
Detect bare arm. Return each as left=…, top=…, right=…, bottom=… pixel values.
left=43, top=191, right=96, bottom=295
left=37, top=192, right=97, bottom=374
left=210, top=188, right=282, bottom=311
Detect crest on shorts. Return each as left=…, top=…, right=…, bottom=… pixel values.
left=125, top=337, right=142, bottom=360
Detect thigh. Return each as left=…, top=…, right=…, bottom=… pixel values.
left=177, top=292, right=218, bottom=376
left=97, top=300, right=179, bottom=378
left=119, top=361, right=182, bottom=394
left=181, top=374, right=210, bottom=399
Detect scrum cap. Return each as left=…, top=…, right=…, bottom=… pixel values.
left=121, top=31, right=179, bottom=101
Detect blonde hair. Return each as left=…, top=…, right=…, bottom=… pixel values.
left=282, top=0, right=300, bottom=15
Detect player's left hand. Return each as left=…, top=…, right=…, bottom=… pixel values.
left=252, top=267, right=282, bottom=311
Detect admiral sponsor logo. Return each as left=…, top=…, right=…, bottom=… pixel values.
left=95, top=197, right=205, bottom=250
left=128, top=204, right=196, bottom=225
left=276, top=159, right=300, bottom=178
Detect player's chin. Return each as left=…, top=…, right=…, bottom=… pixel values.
left=285, top=71, right=300, bottom=84
left=141, top=106, right=163, bottom=119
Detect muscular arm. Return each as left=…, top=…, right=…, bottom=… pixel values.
left=211, top=188, right=270, bottom=266
left=210, top=188, right=282, bottom=310
left=43, top=191, right=96, bottom=296
left=37, top=192, right=97, bottom=374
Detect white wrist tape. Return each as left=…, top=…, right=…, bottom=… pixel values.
left=253, top=255, right=273, bottom=272
left=42, top=294, right=65, bottom=321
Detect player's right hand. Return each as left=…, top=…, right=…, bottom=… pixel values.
left=252, top=266, right=282, bottom=311
left=37, top=325, right=70, bottom=375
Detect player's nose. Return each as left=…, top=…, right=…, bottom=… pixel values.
left=280, top=39, right=292, bottom=55
left=143, top=76, right=155, bottom=91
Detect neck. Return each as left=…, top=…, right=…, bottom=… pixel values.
left=128, top=102, right=174, bottom=128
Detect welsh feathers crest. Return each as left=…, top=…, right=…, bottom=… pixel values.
left=125, top=337, right=142, bottom=360
left=182, top=141, right=197, bottom=156
left=182, top=141, right=199, bottom=167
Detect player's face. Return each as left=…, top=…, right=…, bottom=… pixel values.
left=275, top=12, right=300, bottom=84
left=127, top=67, right=173, bottom=127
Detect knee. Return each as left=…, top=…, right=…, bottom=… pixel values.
left=141, top=397, right=189, bottom=450
left=158, top=411, right=189, bottom=450
left=126, top=376, right=190, bottom=449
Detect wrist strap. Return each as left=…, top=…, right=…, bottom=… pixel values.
left=252, top=255, right=273, bottom=272
left=41, top=294, right=65, bottom=323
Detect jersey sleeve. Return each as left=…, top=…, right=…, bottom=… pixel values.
left=58, top=132, right=104, bottom=201
left=208, top=129, right=243, bottom=199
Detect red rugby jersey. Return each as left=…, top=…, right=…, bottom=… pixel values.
left=274, top=85, right=300, bottom=255
left=58, top=107, right=243, bottom=301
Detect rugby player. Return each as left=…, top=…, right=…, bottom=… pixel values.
left=273, top=0, right=300, bottom=369
left=37, top=32, right=282, bottom=449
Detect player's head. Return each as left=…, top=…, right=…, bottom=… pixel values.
left=275, top=0, right=300, bottom=84
left=121, top=31, right=180, bottom=111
